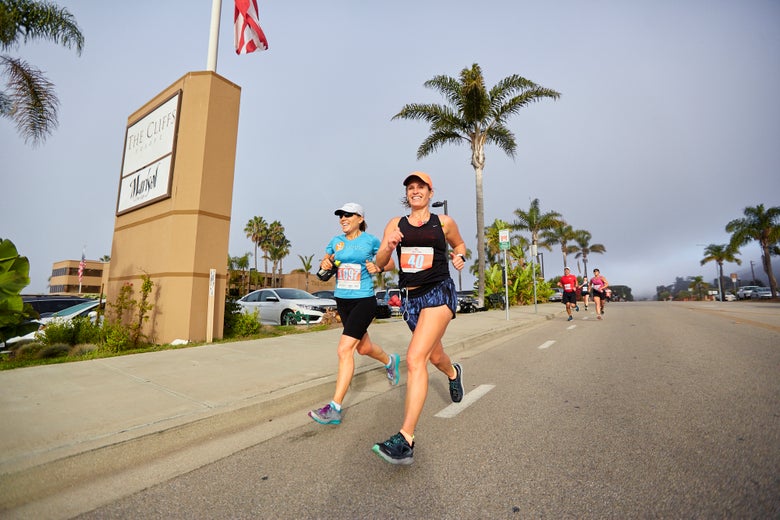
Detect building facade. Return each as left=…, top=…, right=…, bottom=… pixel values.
left=48, top=260, right=109, bottom=295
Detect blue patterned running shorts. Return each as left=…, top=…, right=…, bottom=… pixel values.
left=401, top=278, right=457, bottom=332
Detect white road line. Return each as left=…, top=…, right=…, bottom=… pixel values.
left=567, top=324, right=576, bottom=330
left=538, top=340, right=556, bottom=350
left=435, top=384, right=495, bottom=418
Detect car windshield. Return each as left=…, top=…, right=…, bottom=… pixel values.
left=275, top=288, right=317, bottom=300
left=51, top=300, right=98, bottom=317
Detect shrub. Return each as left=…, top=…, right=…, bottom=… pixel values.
left=70, top=343, right=99, bottom=357
left=102, top=322, right=132, bottom=353
left=223, top=297, right=241, bottom=337
left=38, top=343, right=70, bottom=359
left=41, top=319, right=77, bottom=345
left=231, top=310, right=261, bottom=337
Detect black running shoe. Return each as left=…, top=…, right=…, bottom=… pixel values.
left=372, top=432, right=414, bottom=465
left=449, top=363, right=464, bottom=403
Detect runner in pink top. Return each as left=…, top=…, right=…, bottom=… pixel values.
left=590, top=268, right=609, bottom=319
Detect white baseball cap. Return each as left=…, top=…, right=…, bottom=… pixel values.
left=334, top=202, right=364, bottom=217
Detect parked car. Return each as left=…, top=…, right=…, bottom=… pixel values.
left=311, top=290, right=391, bottom=319
left=237, top=288, right=337, bottom=325
left=752, top=287, right=773, bottom=299
left=22, top=295, right=93, bottom=318
left=548, top=287, right=563, bottom=302
left=6, top=299, right=102, bottom=345
left=375, top=289, right=402, bottom=316
left=736, top=285, right=761, bottom=300
left=456, top=290, right=478, bottom=313
left=716, top=293, right=737, bottom=301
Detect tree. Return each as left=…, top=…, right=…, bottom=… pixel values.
left=726, top=204, right=780, bottom=297
left=0, top=237, right=39, bottom=343
left=298, top=254, right=314, bottom=291
left=571, top=229, right=606, bottom=278
left=244, top=216, right=268, bottom=273
left=265, top=220, right=289, bottom=287
left=392, top=63, right=560, bottom=307
left=1, top=0, right=84, bottom=145
left=512, top=198, right=562, bottom=273
left=540, top=221, right=577, bottom=270
left=688, top=275, right=708, bottom=301
left=700, top=243, right=741, bottom=301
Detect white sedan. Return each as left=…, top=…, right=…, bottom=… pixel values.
left=237, top=288, right=337, bottom=325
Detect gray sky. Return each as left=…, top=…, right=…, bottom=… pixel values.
left=2, top=0, right=779, bottom=298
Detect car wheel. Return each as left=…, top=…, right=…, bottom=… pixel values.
left=280, top=310, right=297, bottom=325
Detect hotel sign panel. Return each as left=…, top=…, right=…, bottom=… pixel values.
left=116, top=91, right=181, bottom=215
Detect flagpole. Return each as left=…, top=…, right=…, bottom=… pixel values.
left=206, top=0, right=223, bottom=72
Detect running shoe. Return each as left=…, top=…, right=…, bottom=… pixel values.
left=386, top=353, right=400, bottom=385
left=372, top=432, right=414, bottom=465
left=575, top=305, right=580, bottom=312
left=308, top=403, right=342, bottom=425
left=567, top=315, right=573, bottom=321
left=449, top=363, right=464, bottom=403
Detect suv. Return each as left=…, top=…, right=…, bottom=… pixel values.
left=736, top=286, right=761, bottom=300
left=22, top=295, right=94, bottom=318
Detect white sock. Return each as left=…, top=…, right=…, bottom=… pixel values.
left=330, top=401, right=341, bottom=412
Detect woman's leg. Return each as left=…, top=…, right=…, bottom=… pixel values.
left=332, top=333, right=391, bottom=404
left=331, top=334, right=361, bottom=405
left=400, top=305, right=452, bottom=441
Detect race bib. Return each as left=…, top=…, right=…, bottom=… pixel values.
left=400, top=246, right=434, bottom=273
left=336, top=263, right=362, bottom=290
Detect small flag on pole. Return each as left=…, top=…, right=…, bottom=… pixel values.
left=78, top=251, right=86, bottom=285
left=234, top=0, right=268, bottom=54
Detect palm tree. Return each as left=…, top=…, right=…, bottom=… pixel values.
left=571, top=229, right=606, bottom=278
left=688, top=275, right=708, bottom=301
left=244, top=216, right=268, bottom=272
left=298, top=254, right=314, bottom=291
left=512, top=198, right=563, bottom=269
left=1, top=0, right=84, bottom=145
left=540, top=221, right=577, bottom=270
left=700, top=243, right=741, bottom=301
left=265, top=220, right=288, bottom=287
left=392, top=63, right=560, bottom=307
left=726, top=204, right=780, bottom=297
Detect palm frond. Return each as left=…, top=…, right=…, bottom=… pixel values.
left=1, top=0, right=84, bottom=54
left=423, top=74, right=462, bottom=109
left=485, top=124, right=517, bottom=157
left=417, top=130, right=467, bottom=159
left=1, top=54, right=58, bottom=146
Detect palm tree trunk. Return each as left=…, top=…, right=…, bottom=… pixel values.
left=474, top=164, right=486, bottom=307
left=761, top=244, right=778, bottom=296
left=472, top=138, right=487, bottom=307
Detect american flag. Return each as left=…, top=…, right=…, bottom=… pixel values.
left=234, top=0, right=268, bottom=55
left=78, top=252, right=86, bottom=284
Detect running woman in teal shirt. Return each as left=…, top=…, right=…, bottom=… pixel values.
left=308, top=202, right=400, bottom=426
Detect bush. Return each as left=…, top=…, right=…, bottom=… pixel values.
left=231, top=310, right=261, bottom=337
left=223, top=297, right=241, bottom=337
left=38, top=343, right=70, bottom=359
left=102, top=322, right=132, bottom=353
left=41, top=319, right=77, bottom=345
left=70, top=343, right=99, bottom=357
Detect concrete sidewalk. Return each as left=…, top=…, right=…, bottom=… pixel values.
left=0, top=303, right=560, bottom=518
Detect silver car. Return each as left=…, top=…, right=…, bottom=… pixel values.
left=237, top=288, right=337, bottom=325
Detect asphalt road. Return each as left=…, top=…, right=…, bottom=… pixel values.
left=77, top=302, right=780, bottom=519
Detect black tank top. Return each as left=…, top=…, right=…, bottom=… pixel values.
left=396, top=214, right=450, bottom=288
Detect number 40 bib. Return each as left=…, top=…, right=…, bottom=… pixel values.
left=400, top=246, right=434, bottom=273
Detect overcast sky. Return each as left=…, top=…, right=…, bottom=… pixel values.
left=2, top=0, right=779, bottom=298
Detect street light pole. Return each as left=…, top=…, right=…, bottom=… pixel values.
left=432, top=200, right=448, bottom=215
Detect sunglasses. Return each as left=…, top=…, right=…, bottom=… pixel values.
left=338, top=212, right=356, bottom=218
